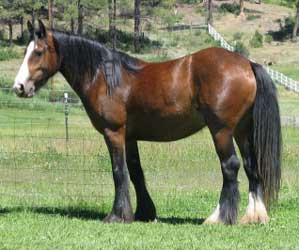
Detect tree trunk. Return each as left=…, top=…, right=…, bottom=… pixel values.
left=240, top=0, right=245, bottom=16
left=108, top=0, right=113, bottom=34
left=8, top=20, right=13, bottom=46
left=20, top=17, right=24, bottom=39
left=71, top=18, right=74, bottom=34
left=113, top=0, right=117, bottom=49
left=134, top=0, right=141, bottom=53
left=108, top=0, right=116, bottom=48
left=292, top=3, right=299, bottom=40
left=48, top=0, right=54, bottom=29
left=77, top=0, right=83, bottom=35
left=31, top=8, right=35, bottom=28
left=207, top=0, right=213, bottom=25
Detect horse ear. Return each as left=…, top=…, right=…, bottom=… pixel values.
left=27, top=20, right=34, bottom=36
left=38, top=19, right=47, bottom=38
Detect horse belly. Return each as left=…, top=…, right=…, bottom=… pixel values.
left=128, top=109, right=206, bottom=141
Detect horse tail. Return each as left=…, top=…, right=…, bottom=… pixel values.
left=250, top=62, right=282, bottom=208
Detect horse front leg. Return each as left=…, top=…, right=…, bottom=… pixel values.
left=126, top=140, right=156, bottom=221
left=103, top=127, right=134, bottom=223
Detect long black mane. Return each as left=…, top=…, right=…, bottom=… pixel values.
left=52, top=31, right=141, bottom=95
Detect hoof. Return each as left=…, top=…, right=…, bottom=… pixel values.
left=103, top=213, right=134, bottom=223
left=204, top=204, right=225, bottom=225
left=134, top=202, right=157, bottom=222
left=240, top=213, right=269, bottom=224
left=135, top=210, right=156, bottom=222
left=203, top=217, right=223, bottom=225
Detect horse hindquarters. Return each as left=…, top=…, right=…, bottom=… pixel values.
left=196, top=52, right=257, bottom=224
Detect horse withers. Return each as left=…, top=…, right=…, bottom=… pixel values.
left=13, top=20, right=281, bottom=225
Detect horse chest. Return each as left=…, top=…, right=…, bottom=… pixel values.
left=82, top=97, right=127, bottom=134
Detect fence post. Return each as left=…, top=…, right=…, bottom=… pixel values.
left=64, top=92, right=69, bottom=143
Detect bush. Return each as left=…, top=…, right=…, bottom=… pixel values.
left=268, top=16, right=294, bottom=41
left=204, top=36, right=221, bottom=47
left=247, top=14, right=261, bottom=21
left=265, top=34, right=273, bottom=44
left=177, top=0, right=200, bottom=3
left=234, top=41, right=250, bottom=57
left=233, top=32, right=244, bottom=41
left=84, top=27, right=163, bottom=52
left=0, top=30, right=6, bottom=40
left=250, top=30, right=263, bottom=48
left=194, top=30, right=201, bottom=37
left=219, top=3, right=240, bottom=15
left=16, top=30, right=30, bottom=45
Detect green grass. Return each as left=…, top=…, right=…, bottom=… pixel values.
left=0, top=95, right=299, bottom=249
left=0, top=46, right=22, bottom=61
left=272, top=64, right=299, bottom=81
left=263, top=0, right=295, bottom=8
left=0, top=190, right=298, bottom=250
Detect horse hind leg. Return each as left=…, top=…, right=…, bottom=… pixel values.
left=234, top=118, right=269, bottom=224
left=204, top=126, right=241, bottom=225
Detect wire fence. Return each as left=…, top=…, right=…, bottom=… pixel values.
left=0, top=87, right=226, bottom=207
left=207, top=23, right=299, bottom=94
left=1, top=85, right=299, bottom=208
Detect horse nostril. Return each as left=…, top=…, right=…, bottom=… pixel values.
left=19, top=84, right=24, bottom=91
left=13, top=83, right=25, bottom=95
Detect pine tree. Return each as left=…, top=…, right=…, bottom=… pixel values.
left=134, top=0, right=141, bottom=53
left=292, top=0, right=299, bottom=40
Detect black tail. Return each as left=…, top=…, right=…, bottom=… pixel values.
left=251, top=62, right=282, bottom=208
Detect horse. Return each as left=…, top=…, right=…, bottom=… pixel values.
left=13, top=20, right=281, bottom=225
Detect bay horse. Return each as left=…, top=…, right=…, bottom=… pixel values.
left=13, top=20, right=281, bottom=225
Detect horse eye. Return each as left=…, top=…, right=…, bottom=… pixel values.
left=35, top=50, right=43, bottom=56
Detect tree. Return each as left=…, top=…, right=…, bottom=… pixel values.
left=108, top=0, right=113, bottom=33
left=0, top=0, right=23, bottom=46
left=292, top=0, right=299, bottom=40
left=134, top=0, right=141, bottom=53
left=240, top=0, right=245, bottom=17
left=207, top=0, right=213, bottom=25
left=55, top=0, right=105, bottom=34
left=48, top=0, right=54, bottom=28
left=108, top=0, right=116, bottom=49
left=77, top=0, right=83, bottom=35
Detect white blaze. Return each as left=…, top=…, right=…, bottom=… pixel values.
left=14, top=41, right=35, bottom=87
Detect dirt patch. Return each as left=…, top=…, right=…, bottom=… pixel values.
left=177, top=1, right=299, bottom=73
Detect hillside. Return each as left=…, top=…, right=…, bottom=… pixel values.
left=201, top=1, right=299, bottom=80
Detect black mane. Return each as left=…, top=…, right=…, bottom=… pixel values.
left=52, top=31, right=141, bottom=95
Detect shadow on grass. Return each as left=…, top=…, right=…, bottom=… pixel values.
left=0, top=206, right=106, bottom=221
left=0, top=206, right=206, bottom=225
left=159, top=217, right=205, bottom=225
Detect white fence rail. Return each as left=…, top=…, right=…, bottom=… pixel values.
left=208, top=24, right=299, bottom=94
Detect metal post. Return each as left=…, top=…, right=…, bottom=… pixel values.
left=64, top=92, right=69, bottom=143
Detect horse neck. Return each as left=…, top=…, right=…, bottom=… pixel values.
left=54, top=33, right=104, bottom=93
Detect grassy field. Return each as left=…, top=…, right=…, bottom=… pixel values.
left=0, top=93, right=299, bottom=249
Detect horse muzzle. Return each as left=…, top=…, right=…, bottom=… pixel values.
left=13, top=82, right=35, bottom=98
